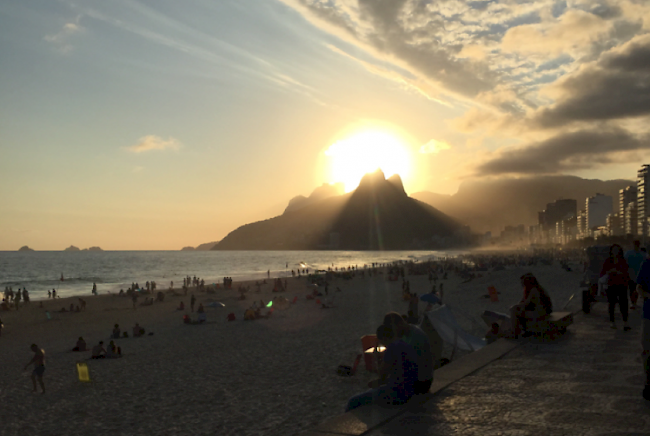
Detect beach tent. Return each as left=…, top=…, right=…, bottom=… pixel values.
left=425, top=305, right=486, bottom=353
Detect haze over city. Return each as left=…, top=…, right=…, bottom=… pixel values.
left=2, top=0, right=650, bottom=250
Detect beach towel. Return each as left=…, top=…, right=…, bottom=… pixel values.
left=425, top=305, right=486, bottom=352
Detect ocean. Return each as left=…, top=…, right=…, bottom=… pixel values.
left=0, top=250, right=460, bottom=300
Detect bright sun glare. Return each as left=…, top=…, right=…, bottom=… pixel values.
left=325, top=130, right=412, bottom=193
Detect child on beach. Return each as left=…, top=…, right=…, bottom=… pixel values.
left=345, top=324, right=418, bottom=412
left=24, top=344, right=45, bottom=393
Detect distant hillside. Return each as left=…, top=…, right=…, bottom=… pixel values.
left=18, top=246, right=34, bottom=252
left=214, top=170, right=461, bottom=250
left=195, top=241, right=219, bottom=251
left=412, top=175, right=634, bottom=234
left=64, top=245, right=80, bottom=251
left=83, top=246, right=103, bottom=252
left=283, top=182, right=344, bottom=214
left=180, top=241, right=219, bottom=251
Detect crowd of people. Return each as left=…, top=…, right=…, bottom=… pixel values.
left=2, top=287, right=30, bottom=310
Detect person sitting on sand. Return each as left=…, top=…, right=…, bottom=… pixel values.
left=197, top=303, right=206, bottom=323
left=91, top=341, right=106, bottom=359
left=177, top=301, right=185, bottom=311
left=345, top=323, right=418, bottom=411
left=133, top=323, right=145, bottom=337
left=383, top=312, right=434, bottom=395
left=72, top=337, right=87, bottom=352
left=112, top=324, right=121, bottom=339
left=106, top=340, right=121, bottom=358
left=508, top=273, right=553, bottom=338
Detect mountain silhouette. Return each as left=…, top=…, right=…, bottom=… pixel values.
left=214, top=170, right=461, bottom=250
left=283, top=182, right=344, bottom=214
left=412, top=175, right=634, bottom=234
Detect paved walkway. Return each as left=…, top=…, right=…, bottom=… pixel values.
left=302, top=302, right=650, bottom=436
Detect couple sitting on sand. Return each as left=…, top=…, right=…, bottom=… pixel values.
left=345, top=313, right=433, bottom=412
left=91, top=340, right=122, bottom=359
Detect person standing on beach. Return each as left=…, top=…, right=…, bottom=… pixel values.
left=601, top=244, right=631, bottom=330
left=132, top=292, right=138, bottom=310
left=24, top=344, right=45, bottom=393
left=190, top=294, right=196, bottom=312
left=625, top=240, right=646, bottom=310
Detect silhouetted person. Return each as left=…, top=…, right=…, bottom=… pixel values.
left=24, top=344, right=45, bottom=393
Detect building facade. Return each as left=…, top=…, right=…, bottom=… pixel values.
left=638, top=165, right=650, bottom=238
left=620, top=185, right=637, bottom=234
left=586, top=193, right=613, bottom=232
left=538, top=199, right=577, bottom=232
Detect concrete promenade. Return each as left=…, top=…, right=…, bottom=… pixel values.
left=301, top=302, right=650, bottom=436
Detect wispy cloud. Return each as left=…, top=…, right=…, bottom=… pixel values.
left=44, top=19, right=83, bottom=53
left=420, top=139, right=451, bottom=154
left=127, top=135, right=182, bottom=153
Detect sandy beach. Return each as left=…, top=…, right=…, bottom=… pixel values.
left=0, top=259, right=584, bottom=436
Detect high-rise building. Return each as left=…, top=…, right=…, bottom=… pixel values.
left=586, top=193, right=613, bottom=231
left=538, top=199, right=577, bottom=231
left=638, top=165, right=650, bottom=237
left=620, top=185, right=637, bottom=235
left=577, top=210, right=587, bottom=238
left=626, top=201, right=638, bottom=236
left=606, top=213, right=623, bottom=236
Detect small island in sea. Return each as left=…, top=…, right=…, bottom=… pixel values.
left=18, top=245, right=34, bottom=252
left=64, top=245, right=81, bottom=251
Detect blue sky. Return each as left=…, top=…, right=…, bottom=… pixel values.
left=1, top=0, right=649, bottom=249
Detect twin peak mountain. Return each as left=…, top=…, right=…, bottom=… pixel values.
left=214, top=170, right=460, bottom=250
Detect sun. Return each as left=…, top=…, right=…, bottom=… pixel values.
left=324, top=130, right=412, bottom=192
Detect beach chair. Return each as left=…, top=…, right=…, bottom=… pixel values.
left=425, top=305, right=486, bottom=360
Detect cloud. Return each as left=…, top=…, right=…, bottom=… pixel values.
left=420, top=139, right=451, bottom=154
left=533, top=33, right=650, bottom=128
left=501, top=9, right=611, bottom=58
left=44, top=21, right=83, bottom=53
left=475, top=128, right=650, bottom=176
left=127, top=135, right=182, bottom=153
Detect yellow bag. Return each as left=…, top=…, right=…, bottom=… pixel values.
left=76, top=362, right=91, bottom=382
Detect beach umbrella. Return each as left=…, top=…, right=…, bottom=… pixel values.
left=420, top=293, right=441, bottom=305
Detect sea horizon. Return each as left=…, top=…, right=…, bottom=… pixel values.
left=1, top=249, right=466, bottom=301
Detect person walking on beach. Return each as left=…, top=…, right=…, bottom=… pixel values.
left=601, top=244, right=631, bottom=331
left=190, top=294, right=196, bottom=312
left=24, top=344, right=45, bottom=393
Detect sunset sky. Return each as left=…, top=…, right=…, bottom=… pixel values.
left=2, top=0, right=650, bottom=250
